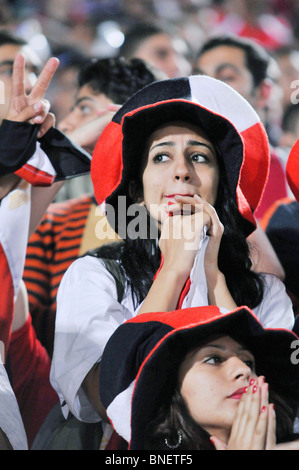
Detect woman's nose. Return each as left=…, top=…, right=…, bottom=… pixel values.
left=227, top=356, right=252, bottom=381
left=174, top=157, right=191, bottom=181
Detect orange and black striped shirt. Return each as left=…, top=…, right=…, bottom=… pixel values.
left=23, top=193, right=118, bottom=356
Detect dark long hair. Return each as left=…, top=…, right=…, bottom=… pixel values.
left=90, top=143, right=264, bottom=310
left=213, top=154, right=265, bottom=308
left=144, top=386, right=298, bottom=450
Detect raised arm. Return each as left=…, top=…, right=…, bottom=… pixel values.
left=0, top=53, right=63, bottom=235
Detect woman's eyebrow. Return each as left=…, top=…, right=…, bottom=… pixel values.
left=150, top=140, right=214, bottom=153
left=149, top=141, right=175, bottom=151
left=202, top=344, right=225, bottom=351
left=200, top=344, right=252, bottom=354
left=187, top=140, right=215, bottom=153
left=188, top=344, right=225, bottom=357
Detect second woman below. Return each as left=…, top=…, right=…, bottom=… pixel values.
left=50, top=75, right=295, bottom=428
left=100, top=305, right=299, bottom=450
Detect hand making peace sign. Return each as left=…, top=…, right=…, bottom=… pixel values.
left=5, top=53, right=59, bottom=138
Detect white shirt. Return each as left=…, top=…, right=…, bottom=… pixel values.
left=0, top=364, right=28, bottom=450
left=50, top=255, right=135, bottom=422
left=51, top=237, right=294, bottom=423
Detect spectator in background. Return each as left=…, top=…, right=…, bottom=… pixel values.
left=209, top=0, right=293, bottom=50
left=261, top=138, right=299, bottom=320
left=194, top=34, right=289, bottom=221
left=194, top=34, right=274, bottom=129
left=0, top=29, right=65, bottom=218
left=0, top=30, right=42, bottom=124
left=46, top=47, right=88, bottom=124
left=275, top=46, right=299, bottom=116
left=119, top=22, right=191, bottom=79
left=279, top=102, right=299, bottom=149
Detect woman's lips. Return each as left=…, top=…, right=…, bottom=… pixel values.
left=165, top=194, right=195, bottom=198
left=228, top=387, right=247, bottom=399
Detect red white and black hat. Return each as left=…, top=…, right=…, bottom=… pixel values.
left=286, top=139, right=299, bottom=202
left=100, top=305, right=299, bottom=450
left=91, top=75, right=270, bottom=235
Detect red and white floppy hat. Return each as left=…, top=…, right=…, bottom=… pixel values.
left=91, top=75, right=270, bottom=236
left=286, top=138, right=299, bottom=202
left=100, top=305, right=299, bottom=450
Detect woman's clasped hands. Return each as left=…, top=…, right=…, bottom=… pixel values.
left=211, top=376, right=299, bottom=450
left=159, top=194, right=223, bottom=279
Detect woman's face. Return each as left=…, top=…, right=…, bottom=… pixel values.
left=141, top=122, right=220, bottom=224
left=178, top=336, right=257, bottom=443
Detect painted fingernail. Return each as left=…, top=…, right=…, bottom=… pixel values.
left=244, top=387, right=248, bottom=393
left=249, top=378, right=255, bottom=386
left=261, top=406, right=267, bottom=413
left=253, top=385, right=258, bottom=394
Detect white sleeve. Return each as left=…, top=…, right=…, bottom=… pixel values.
left=0, top=364, right=28, bottom=450
left=253, top=274, right=295, bottom=329
left=50, top=255, right=134, bottom=423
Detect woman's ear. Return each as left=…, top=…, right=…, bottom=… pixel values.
left=129, top=180, right=144, bottom=203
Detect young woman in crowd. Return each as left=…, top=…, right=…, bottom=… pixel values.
left=100, top=305, right=299, bottom=450
left=50, top=75, right=295, bottom=439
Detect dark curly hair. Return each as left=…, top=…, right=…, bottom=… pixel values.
left=78, top=57, right=161, bottom=104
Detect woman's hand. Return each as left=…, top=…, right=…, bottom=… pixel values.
left=211, top=376, right=271, bottom=450
left=138, top=195, right=208, bottom=315
left=161, top=194, right=236, bottom=310
left=161, top=194, right=224, bottom=281
left=159, top=194, right=211, bottom=279
left=5, top=53, right=59, bottom=138
left=211, top=377, right=299, bottom=450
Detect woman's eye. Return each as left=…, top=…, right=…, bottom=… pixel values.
left=190, top=153, right=208, bottom=163
left=243, top=359, right=255, bottom=370
left=204, top=355, right=222, bottom=365
left=152, top=153, right=169, bottom=163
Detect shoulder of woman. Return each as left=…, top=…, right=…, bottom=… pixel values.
left=57, top=255, right=116, bottom=293
left=58, top=254, right=127, bottom=304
